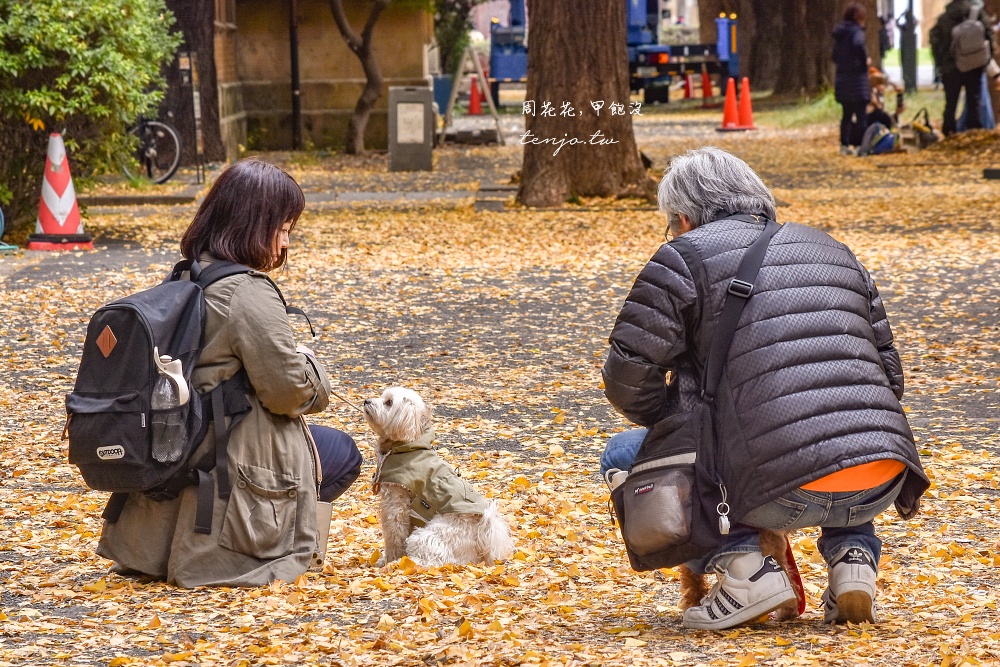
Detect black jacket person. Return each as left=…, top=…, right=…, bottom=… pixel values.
left=601, top=147, right=928, bottom=630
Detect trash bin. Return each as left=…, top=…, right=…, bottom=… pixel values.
left=388, top=86, right=434, bottom=172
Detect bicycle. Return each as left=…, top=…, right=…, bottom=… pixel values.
left=122, top=116, right=182, bottom=184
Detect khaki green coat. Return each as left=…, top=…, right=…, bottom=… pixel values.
left=376, top=431, right=488, bottom=529
left=97, top=259, right=330, bottom=587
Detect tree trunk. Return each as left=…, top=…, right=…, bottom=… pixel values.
left=700, top=0, right=880, bottom=95
left=698, top=0, right=732, bottom=44
left=163, top=0, right=226, bottom=163
left=516, top=0, right=654, bottom=208
left=740, top=0, right=783, bottom=90
left=328, top=0, right=390, bottom=155
left=771, top=0, right=879, bottom=96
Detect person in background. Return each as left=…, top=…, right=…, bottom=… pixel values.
left=833, top=3, right=873, bottom=155
left=930, top=0, right=994, bottom=134
left=879, top=15, right=894, bottom=62
left=867, top=67, right=904, bottom=128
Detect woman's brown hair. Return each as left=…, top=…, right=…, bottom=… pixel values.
left=843, top=2, right=867, bottom=25
left=180, top=158, right=305, bottom=271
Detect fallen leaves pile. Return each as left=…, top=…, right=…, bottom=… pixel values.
left=1, top=111, right=999, bottom=666
left=925, top=129, right=1000, bottom=160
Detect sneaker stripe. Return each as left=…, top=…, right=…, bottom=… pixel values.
left=721, top=589, right=744, bottom=610
left=715, top=597, right=732, bottom=616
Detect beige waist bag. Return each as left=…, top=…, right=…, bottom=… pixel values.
left=303, top=418, right=333, bottom=570
left=313, top=501, right=332, bottom=569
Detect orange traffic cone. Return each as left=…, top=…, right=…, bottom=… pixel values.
left=684, top=72, right=693, bottom=99
left=28, top=133, right=92, bottom=251
left=469, top=77, right=482, bottom=115
left=701, top=65, right=716, bottom=107
left=716, top=77, right=742, bottom=131
left=737, top=77, right=756, bottom=130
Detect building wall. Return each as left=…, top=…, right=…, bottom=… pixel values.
left=471, top=1, right=515, bottom=34
left=217, top=0, right=432, bottom=155
left=214, top=0, right=244, bottom=160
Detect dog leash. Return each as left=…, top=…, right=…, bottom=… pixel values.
left=330, top=389, right=363, bottom=412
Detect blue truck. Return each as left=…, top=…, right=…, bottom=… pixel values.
left=488, top=0, right=739, bottom=105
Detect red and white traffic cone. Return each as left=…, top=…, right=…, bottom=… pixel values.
left=684, top=72, right=694, bottom=99
left=28, top=133, right=92, bottom=251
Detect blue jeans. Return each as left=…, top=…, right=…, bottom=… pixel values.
left=600, top=428, right=647, bottom=477
left=309, top=425, right=362, bottom=503
left=601, top=428, right=904, bottom=575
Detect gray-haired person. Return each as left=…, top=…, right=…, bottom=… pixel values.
left=601, top=147, right=928, bottom=630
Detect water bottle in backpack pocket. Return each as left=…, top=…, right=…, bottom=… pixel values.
left=150, top=353, right=189, bottom=463
left=65, top=275, right=204, bottom=494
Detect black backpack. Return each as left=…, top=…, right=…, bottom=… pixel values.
left=65, top=258, right=312, bottom=534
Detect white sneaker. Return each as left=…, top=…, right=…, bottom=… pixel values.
left=840, top=145, right=857, bottom=156
left=822, top=546, right=878, bottom=624
left=682, top=552, right=797, bottom=630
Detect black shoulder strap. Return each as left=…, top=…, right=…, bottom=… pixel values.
left=669, top=236, right=710, bottom=375
left=194, top=259, right=254, bottom=288
left=703, top=219, right=783, bottom=399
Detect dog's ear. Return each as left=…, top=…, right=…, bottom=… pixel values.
left=418, top=402, right=433, bottom=434
left=397, top=397, right=427, bottom=442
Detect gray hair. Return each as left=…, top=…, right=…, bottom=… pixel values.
left=658, top=147, right=776, bottom=236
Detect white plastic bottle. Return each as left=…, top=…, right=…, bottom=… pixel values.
left=150, top=350, right=188, bottom=463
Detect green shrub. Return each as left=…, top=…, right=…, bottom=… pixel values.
left=0, top=0, right=180, bottom=241
left=435, top=0, right=484, bottom=76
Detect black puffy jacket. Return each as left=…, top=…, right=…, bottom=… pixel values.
left=603, top=215, right=928, bottom=521
left=832, top=20, right=871, bottom=104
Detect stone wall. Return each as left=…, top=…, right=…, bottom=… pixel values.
left=215, top=0, right=432, bottom=157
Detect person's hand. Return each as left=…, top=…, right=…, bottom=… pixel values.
left=295, top=344, right=314, bottom=356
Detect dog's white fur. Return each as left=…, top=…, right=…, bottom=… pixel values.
left=363, top=386, right=515, bottom=567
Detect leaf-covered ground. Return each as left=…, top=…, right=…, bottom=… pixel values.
left=2, top=112, right=999, bottom=666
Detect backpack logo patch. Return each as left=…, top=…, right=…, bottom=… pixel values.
left=634, top=483, right=655, bottom=495
left=96, top=445, right=125, bottom=460
left=96, top=325, right=117, bottom=358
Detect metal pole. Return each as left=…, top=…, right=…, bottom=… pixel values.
left=899, top=0, right=917, bottom=95
left=289, top=0, right=302, bottom=150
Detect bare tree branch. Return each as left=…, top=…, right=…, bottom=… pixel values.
left=328, top=0, right=363, bottom=52
left=326, top=0, right=393, bottom=154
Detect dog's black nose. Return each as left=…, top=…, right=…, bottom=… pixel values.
left=363, top=399, right=372, bottom=407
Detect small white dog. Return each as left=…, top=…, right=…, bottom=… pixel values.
left=363, top=386, right=515, bottom=567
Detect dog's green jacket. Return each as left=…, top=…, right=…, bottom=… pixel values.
left=375, top=429, right=489, bottom=530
